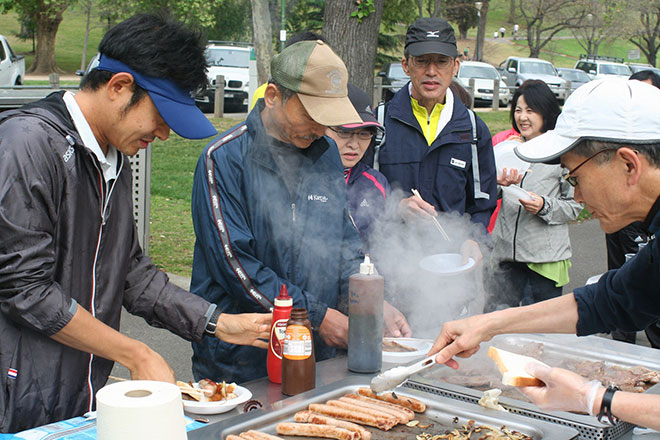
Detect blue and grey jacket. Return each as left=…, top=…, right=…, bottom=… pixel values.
left=375, top=83, right=497, bottom=230
left=190, top=104, right=362, bottom=383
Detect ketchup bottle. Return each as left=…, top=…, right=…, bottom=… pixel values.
left=267, top=284, right=292, bottom=383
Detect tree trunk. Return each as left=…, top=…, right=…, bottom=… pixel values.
left=476, top=0, right=489, bottom=61
left=509, top=0, right=516, bottom=24
left=322, top=0, right=384, bottom=99
left=251, top=0, right=274, bottom=84
left=29, top=5, right=66, bottom=74
left=81, top=0, right=92, bottom=71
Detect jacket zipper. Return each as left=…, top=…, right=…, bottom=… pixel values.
left=511, top=173, right=527, bottom=260
left=85, top=154, right=121, bottom=411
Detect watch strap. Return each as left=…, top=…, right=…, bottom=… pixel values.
left=205, top=306, right=222, bottom=336
left=597, top=385, right=619, bottom=425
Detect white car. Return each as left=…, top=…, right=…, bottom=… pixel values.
left=0, top=35, right=25, bottom=86
left=195, top=42, right=251, bottom=113
left=456, top=61, right=511, bottom=106
left=574, top=57, right=631, bottom=80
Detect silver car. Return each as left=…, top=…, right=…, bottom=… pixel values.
left=455, top=61, right=511, bottom=106
left=557, top=67, right=591, bottom=92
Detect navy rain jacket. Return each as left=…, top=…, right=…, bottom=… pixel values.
left=376, top=83, right=497, bottom=230
left=190, top=104, right=362, bottom=383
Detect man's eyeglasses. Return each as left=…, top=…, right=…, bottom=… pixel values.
left=564, top=148, right=617, bottom=187
left=329, top=127, right=374, bottom=140
left=409, top=55, right=454, bottom=70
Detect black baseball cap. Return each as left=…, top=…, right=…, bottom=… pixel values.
left=405, top=17, right=458, bottom=58
left=341, top=83, right=383, bottom=131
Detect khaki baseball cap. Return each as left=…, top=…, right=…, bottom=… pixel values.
left=270, top=40, right=361, bottom=126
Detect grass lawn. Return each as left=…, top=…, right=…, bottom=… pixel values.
left=148, top=110, right=521, bottom=277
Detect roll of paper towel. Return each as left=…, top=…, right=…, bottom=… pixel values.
left=96, top=380, right=187, bottom=440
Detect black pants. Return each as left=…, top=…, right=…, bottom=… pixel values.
left=485, top=261, right=562, bottom=312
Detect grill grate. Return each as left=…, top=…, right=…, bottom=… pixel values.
left=404, top=382, right=633, bottom=440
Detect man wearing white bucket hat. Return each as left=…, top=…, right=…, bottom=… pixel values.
left=428, top=78, right=660, bottom=430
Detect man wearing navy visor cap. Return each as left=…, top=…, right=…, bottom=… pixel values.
left=0, top=14, right=270, bottom=433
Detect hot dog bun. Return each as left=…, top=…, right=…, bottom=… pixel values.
left=487, top=346, right=546, bottom=387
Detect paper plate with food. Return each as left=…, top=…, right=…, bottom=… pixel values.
left=382, top=337, right=434, bottom=364
left=178, top=378, right=252, bottom=414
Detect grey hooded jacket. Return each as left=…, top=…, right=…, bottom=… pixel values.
left=492, top=162, right=583, bottom=263
left=0, top=92, right=211, bottom=433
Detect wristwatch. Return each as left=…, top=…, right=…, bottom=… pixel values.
left=597, top=385, right=620, bottom=425
left=205, top=307, right=222, bottom=336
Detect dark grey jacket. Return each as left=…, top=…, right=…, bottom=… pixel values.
left=0, top=92, right=210, bottom=433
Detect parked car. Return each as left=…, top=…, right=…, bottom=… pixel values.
left=574, top=55, right=631, bottom=80
left=195, top=41, right=251, bottom=113
left=377, top=62, right=409, bottom=101
left=455, top=61, right=511, bottom=106
left=0, top=35, right=25, bottom=86
left=497, top=56, right=567, bottom=102
left=626, top=62, right=660, bottom=77
left=556, top=67, right=591, bottom=92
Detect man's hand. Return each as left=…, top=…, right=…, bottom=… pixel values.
left=126, top=343, right=176, bottom=383
left=319, top=308, right=349, bottom=348
left=383, top=301, right=412, bottom=338
left=521, top=363, right=604, bottom=415
left=460, top=239, right=483, bottom=265
left=216, top=313, right=272, bottom=349
left=428, top=315, right=491, bottom=369
left=398, top=195, right=437, bottom=221
left=520, top=191, right=544, bottom=215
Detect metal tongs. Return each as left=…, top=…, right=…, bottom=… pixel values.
left=370, top=355, right=439, bottom=394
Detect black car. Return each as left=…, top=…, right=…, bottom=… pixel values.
left=377, top=62, right=409, bottom=102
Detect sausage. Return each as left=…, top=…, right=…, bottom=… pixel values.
left=237, top=432, right=263, bottom=440
left=294, top=410, right=371, bottom=440
left=308, top=403, right=397, bottom=431
left=245, top=430, right=285, bottom=440
left=225, top=436, right=243, bottom=440
left=357, top=387, right=426, bottom=413
left=276, top=422, right=358, bottom=440
left=344, top=394, right=415, bottom=420
left=339, top=396, right=411, bottom=423
left=326, top=400, right=399, bottom=427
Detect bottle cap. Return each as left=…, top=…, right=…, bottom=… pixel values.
left=359, top=255, right=375, bottom=275
left=274, top=284, right=293, bottom=306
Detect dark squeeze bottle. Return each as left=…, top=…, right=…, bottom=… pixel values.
left=281, top=308, right=315, bottom=395
left=347, top=255, right=384, bottom=373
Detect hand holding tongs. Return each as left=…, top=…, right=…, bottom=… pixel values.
left=411, top=189, right=450, bottom=241
left=370, top=355, right=438, bottom=394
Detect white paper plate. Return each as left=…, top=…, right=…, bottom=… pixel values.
left=418, top=253, right=475, bottom=275
left=494, top=140, right=529, bottom=175
left=501, top=185, right=534, bottom=205
left=382, top=338, right=433, bottom=364
left=182, top=384, right=252, bottom=415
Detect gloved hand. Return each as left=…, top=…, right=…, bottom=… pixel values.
left=520, top=362, right=604, bottom=415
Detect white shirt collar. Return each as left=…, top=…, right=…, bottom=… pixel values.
left=62, top=91, right=118, bottom=184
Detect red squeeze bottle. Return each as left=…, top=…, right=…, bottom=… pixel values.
left=267, top=284, right=293, bottom=383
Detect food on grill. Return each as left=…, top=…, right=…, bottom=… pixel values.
left=573, top=361, right=660, bottom=393
left=227, top=430, right=284, bottom=440
left=488, top=347, right=546, bottom=387
left=327, top=399, right=400, bottom=426
left=357, top=387, right=426, bottom=412
left=308, top=403, right=398, bottom=430
left=416, top=419, right=532, bottom=440
left=478, top=389, right=508, bottom=412
left=345, top=394, right=416, bottom=420
left=276, top=422, right=358, bottom=440
left=337, top=396, right=411, bottom=423
left=294, top=411, right=371, bottom=440
left=382, top=339, right=417, bottom=352
left=177, top=378, right=238, bottom=402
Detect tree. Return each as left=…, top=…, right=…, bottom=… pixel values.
left=517, top=0, right=588, bottom=58
left=443, top=0, right=478, bottom=39
left=629, top=1, right=660, bottom=66
left=0, top=0, right=75, bottom=74
left=570, top=0, right=631, bottom=57
left=475, top=0, right=489, bottom=61
left=250, top=0, right=273, bottom=84
left=322, top=0, right=385, bottom=97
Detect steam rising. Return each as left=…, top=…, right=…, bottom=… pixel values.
left=370, top=189, right=492, bottom=338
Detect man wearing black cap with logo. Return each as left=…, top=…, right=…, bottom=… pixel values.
left=0, top=14, right=271, bottom=433
left=375, top=17, right=497, bottom=237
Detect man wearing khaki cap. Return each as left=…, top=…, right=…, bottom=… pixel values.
left=190, top=40, right=410, bottom=382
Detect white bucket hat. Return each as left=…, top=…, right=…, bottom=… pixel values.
left=515, top=78, right=660, bottom=164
